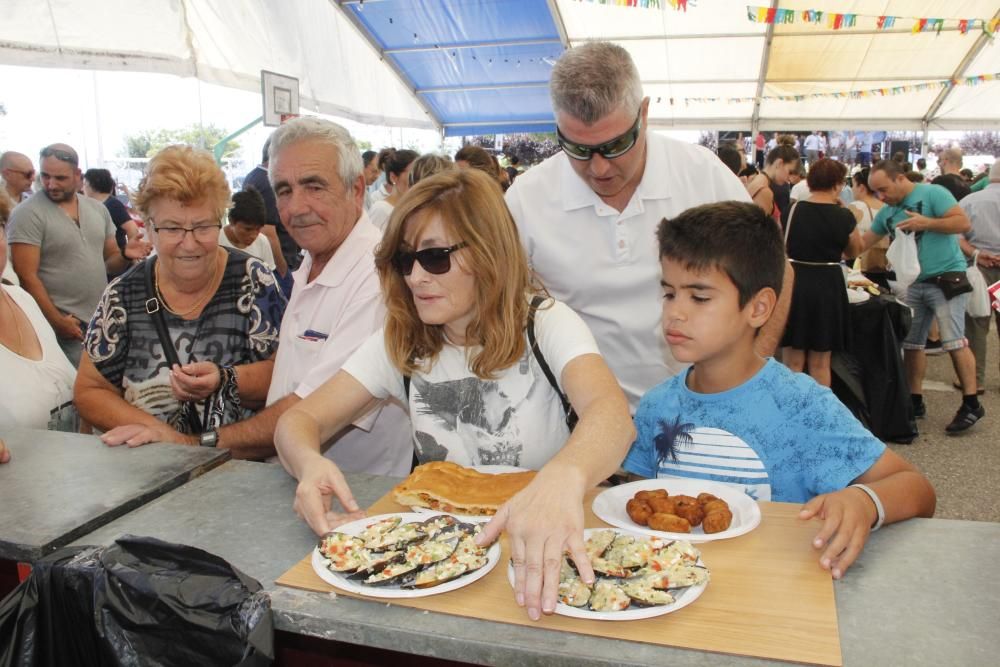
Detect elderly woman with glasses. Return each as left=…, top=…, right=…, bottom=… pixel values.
left=74, top=145, right=286, bottom=453
left=274, top=168, right=634, bottom=574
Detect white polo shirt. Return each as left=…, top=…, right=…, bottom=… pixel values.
left=266, top=213, right=412, bottom=476
left=506, top=131, right=751, bottom=411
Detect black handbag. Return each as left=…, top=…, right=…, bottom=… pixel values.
left=928, top=271, right=973, bottom=300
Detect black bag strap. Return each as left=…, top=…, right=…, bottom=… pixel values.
left=143, top=257, right=205, bottom=433
left=528, top=295, right=578, bottom=431
left=143, top=257, right=182, bottom=368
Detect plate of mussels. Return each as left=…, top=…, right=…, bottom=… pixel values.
left=507, top=528, right=710, bottom=621
left=311, top=512, right=501, bottom=598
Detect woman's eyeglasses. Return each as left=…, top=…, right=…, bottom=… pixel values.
left=151, top=222, right=222, bottom=242
left=392, top=242, right=468, bottom=276
left=557, top=109, right=642, bottom=161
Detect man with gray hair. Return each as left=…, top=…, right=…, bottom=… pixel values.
left=503, top=41, right=780, bottom=622
left=197, top=117, right=412, bottom=472
left=959, top=158, right=1000, bottom=393
left=8, top=143, right=149, bottom=365
left=507, top=42, right=779, bottom=411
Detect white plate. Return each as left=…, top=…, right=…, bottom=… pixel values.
left=410, top=465, right=531, bottom=522
left=310, top=512, right=500, bottom=599
left=505, top=528, right=708, bottom=621
left=847, top=287, right=871, bottom=304
left=592, top=478, right=762, bottom=543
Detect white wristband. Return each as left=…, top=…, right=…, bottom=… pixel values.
left=850, top=483, right=885, bottom=532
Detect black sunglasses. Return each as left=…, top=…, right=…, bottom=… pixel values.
left=393, top=242, right=468, bottom=276
left=557, top=108, right=642, bottom=161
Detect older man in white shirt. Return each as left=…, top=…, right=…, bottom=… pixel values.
left=198, top=117, right=411, bottom=473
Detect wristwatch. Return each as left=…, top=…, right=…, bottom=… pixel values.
left=199, top=429, right=219, bottom=448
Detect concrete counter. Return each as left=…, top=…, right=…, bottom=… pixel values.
left=70, top=460, right=1000, bottom=666
left=0, top=427, right=228, bottom=562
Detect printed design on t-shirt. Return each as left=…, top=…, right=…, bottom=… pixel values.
left=655, top=426, right=771, bottom=501
left=654, top=416, right=694, bottom=465
left=411, top=375, right=524, bottom=467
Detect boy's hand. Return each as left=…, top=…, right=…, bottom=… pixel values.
left=798, top=487, right=878, bottom=579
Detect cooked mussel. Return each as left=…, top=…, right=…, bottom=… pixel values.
left=584, top=530, right=617, bottom=559
left=346, top=550, right=405, bottom=580
left=359, top=516, right=402, bottom=546
left=366, top=522, right=427, bottom=552
left=622, top=580, right=675, bottom=607
left=588, top=580, right=631, bottom=612
left=415, top=515, right=459, bottom=538
left=318, top=532, right=366, bottom=572
left=558, top=577, right=593, bottom=607
left=406, top=536, right=459, bottom=567
left=604, top=534, right=654, bottom=569
left=363, top=559, right=421, bottom=586
left=406, top=559, right=470, bottom=588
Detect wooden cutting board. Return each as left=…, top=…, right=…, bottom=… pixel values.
left=276, top=488, right=842, bottom=666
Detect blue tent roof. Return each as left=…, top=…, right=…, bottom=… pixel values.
left=342, top=0, right=565, bottom=136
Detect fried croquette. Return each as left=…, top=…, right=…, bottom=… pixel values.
left=697, top=493, right=719, bottom=505
left=647, top=496, right=678, bottom=516
left=702, top=509, right=734, bottom=534
left=635, top=489, right=668, bottom=503
left=647, top=512, right=691, bottom=533
left=702, top=499, right=730, bottom=515
left=672, top=495, right=699, bottom=507
left=674, top=502, right=705, bottom=527
left=626, top=498, right=654, bottom=526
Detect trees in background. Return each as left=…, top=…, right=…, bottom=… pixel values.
left=122, top=124, right=239, bottom=159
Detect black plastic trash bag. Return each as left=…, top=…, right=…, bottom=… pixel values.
left=0, top=535, right=273, bottom=667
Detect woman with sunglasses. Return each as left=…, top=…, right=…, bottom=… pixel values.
left=74, top=146, right=286, bottom=455
left=275, top=169, right=634, bottom=597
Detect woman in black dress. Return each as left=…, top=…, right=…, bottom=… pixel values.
left=781, top=158, right=863, bottom=387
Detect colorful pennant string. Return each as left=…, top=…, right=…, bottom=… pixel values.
left=680, top=73, right=1000, bottom=106
left=572, top=0, right=691, bottom=10
left=747, top=6, right=1000, bottom=36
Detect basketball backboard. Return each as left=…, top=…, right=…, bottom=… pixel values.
left=261, top=70, right=300, bottom=127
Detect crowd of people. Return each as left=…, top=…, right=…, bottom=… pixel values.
left=718, top=133, right=997, bottom=432
left=11, top=40, right=995, bottom=621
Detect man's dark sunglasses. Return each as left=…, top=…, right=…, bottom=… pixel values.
left=393, top=242, right=468, bottom=276
left=557, top=108, right=642, bottom=161
left=39, top=147, right=78, bottom=166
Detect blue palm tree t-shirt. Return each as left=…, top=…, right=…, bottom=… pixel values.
left=623, top=359, right=885, bottom=503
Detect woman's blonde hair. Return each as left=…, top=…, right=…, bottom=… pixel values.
left=134, top=145, right=231, bottom=221
left=375, top=168, right=542, bottom=379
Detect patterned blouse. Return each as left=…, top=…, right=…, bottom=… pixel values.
left=85, top=248, right=286, bottom=430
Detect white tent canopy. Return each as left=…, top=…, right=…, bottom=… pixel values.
left=558, top=0, right=1000, bottom=131
left=2, top=0, right=999, bottom=134
left=0, top=0, right=437, bottom=130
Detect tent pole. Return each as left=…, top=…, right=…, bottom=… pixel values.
left=213, top=117, right=263, bottom=165
left=922, top=9, right=1000, bottom=127
left=750, top=1, right=778, bottom=149
left=920, top=122, right=929, bottom=158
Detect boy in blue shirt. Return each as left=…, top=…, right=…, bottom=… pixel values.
left=623, top=201, right=936, bottom=579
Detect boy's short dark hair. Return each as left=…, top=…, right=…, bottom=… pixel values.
left=657, top=201, right=786, bottom=309
left=229, top=188, right=267, bottom=226
left=83, top=168, right=116, bottom=194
